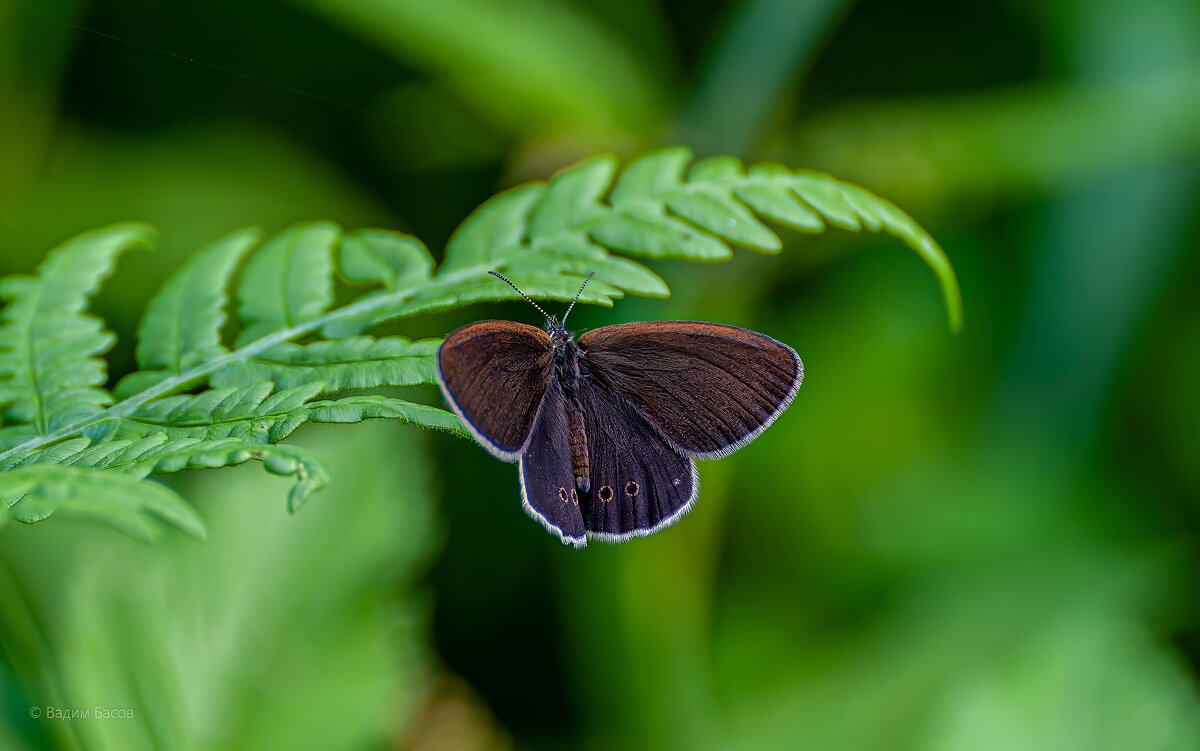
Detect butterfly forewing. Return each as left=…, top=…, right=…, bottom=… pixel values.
left=437, top=320, right=553, bottom=458
left=518, top=378, right=588, bottom=546
left=577, top=378, right=697, bottom=541
left=579, top=322, right=802, bottom=458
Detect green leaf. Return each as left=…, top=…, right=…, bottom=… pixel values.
left=609, top=147, right=690, bottom=205
left=138, top=228, right=259, bottom=371
left=416, top=270, right=622, bottom=313
left=3, top=437, right=92, bottom=470
left=259, top=443, right=331, bottom=512
left=0, top=224, right=153, bottom=432
left=302, top=394, right=468, bottom=438
left=321, top=270, right=620, bottom=337
left=140, top=439, right=331, bottom=513
left=439, top=183, right=545, bottom=273
left=118, top=382, right=325, bottom=443
left=663, top=184, right=781, bottom=252
left=528, top=154, right=617, bottom=237
left=0, top=464, right=204, bottom=542
left=20, top=404, right=436, bottom=520
left=666, top=157, right=784, bottom=251
left=686, top=154, right=745, bottom=182
left=734, top=183, right=826, bottom=232
left=518, top=235, right=669, bottom=298
left=211, top=336, right=439, bottom=395
left=114, top=228, right=260, bottom=400
left=111, top=382, right=466, bottom=445
left=749, top=162, right=962, bottom=330
left=111, top=370, right=173, bottom=402
left=787, top=170, right=864, bottom=230
left=338, top=228, right=434, bottom=290
left=236, top=222, right=339, bottom=344
left=0, top=425, right=35, bottom=452
left=589, top=206, right=734, bottom=261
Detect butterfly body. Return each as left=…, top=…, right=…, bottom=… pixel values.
left=546, top=318, right=592, bottom=492
left=437, top=312, right=802, bottom=547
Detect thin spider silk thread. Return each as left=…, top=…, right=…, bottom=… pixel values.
left=71, top=23, right=404, bottom=125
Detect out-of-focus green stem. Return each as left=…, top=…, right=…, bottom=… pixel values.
left=0, top=1, right=86, bottom=209
left=683, top=0, right=851, bottom=154
left=296, top=0, right=665, bottom=136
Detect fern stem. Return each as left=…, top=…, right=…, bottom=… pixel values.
left=0, top=265, right=487, bottom=463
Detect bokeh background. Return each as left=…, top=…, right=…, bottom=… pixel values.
left=3, top=0, right=1200, bottom=748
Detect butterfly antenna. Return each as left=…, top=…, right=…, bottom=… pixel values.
left=488, top=271, right=551, bottom=319
left=561, top=272, right=595, bottom=325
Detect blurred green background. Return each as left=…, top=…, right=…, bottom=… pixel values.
left=2, top=0, right=1199, bottom=748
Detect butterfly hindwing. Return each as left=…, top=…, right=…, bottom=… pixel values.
left=579, top=322, right=802, bottom=458
left=518, top=378, right=588, bottom=546
left=577, top=378, right=697, bottom=541
left=438, top=320, right=553, bottom=459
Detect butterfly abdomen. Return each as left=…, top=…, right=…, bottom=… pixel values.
left=555, top=340, right=592, bottom=493
left=567, top=405, right=591, bottom=492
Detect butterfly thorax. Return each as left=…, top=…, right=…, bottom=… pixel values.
left=545, top=315, right=572, bottom=350
left=546, top=317, right=591, bottom=492
left=546, top=316, right=581, bottom=381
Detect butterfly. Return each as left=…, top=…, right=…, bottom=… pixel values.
left=436, top=272, right=803, bottom=547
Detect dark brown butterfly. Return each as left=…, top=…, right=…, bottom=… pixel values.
left=436, top=272, right=803, bottom=547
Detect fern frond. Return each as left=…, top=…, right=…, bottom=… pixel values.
left=0, top=464, right=204, bottom=542
left=301, top=394, right=466, bottom=436
left=112, top=383, right=466, bottom=444
left=25, top=433, right=328, bottom=515
left=438, top=148, right=960, bottom=326
left=117, top=382, right=324, bottom=442
left=0, top=224, right=152, bottom=432
left=0, top=425, right=36, bottom=452
left=114, top=228, right=259, bottom=399
left=323, top=270, right=624, bottom=338
left=210, top=336, right=438, bottom=395
left=0, top=148, right=961, bottom=543
left=338, top=228, right=434, bottom=290
left=140, top=440, right=331, bottom=513
left=236, top=223, right=338, bottom=344
left=3, top=437, right=92, bottom=470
